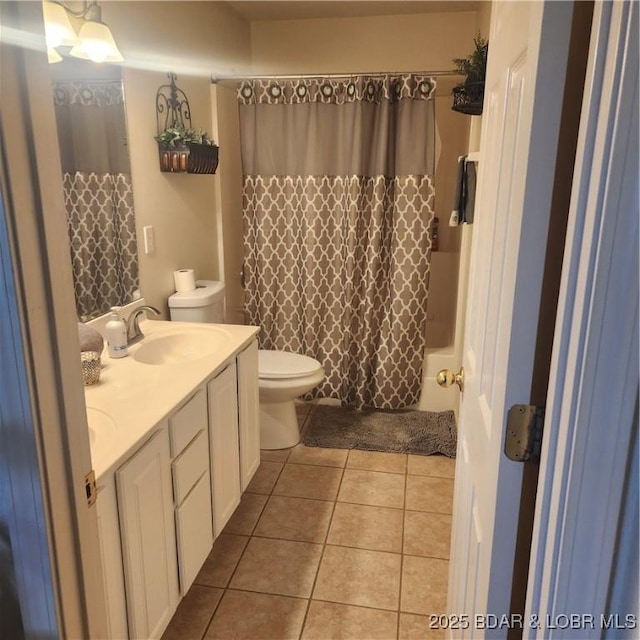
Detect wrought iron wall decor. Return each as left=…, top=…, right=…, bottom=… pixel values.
left=155, top=73, right=219, bottom=174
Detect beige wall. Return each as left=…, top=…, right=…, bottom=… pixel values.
left=250, top=11, right=479, bottom=74
left=210, top=83, right=246, bottom=324
left=100, top=2, right=251, bottom=315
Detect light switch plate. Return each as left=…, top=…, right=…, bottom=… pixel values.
left=143, top=225, right=154, bottom=255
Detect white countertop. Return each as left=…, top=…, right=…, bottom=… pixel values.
left=85, top=319, right=259, bottom=479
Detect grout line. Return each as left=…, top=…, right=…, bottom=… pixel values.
left=296, top=454, right=348, bottom=640
left=303, top=594, right=401, bottom=614
left=199, top=586, right=226, bottom=640
left=221, top=457, right=289, bottom=593
left=396, top=448, right=409, bottom=639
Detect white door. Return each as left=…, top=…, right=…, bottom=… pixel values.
left=448, top=1, right=575, bottom=630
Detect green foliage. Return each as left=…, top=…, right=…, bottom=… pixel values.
left=453, top=35, right=489, bottom=85
left=155, top=125, right=216, bottom=148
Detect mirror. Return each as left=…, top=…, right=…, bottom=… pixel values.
left=50, top=58, right=139, bottom=321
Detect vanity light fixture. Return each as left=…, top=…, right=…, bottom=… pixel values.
left=43, top=1, right=124, bottom=64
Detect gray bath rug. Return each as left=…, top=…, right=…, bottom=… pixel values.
left=303, top=406, right=457, bottom=458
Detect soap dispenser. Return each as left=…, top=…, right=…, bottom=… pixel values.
left=105, top=307, right=128, bottom=358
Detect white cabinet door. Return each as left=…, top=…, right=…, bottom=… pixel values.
left=208, top=362, right=241, bottom=536
left=237, top=339, right=260, bottom=490
left=116, top=428, right=179, bottom=639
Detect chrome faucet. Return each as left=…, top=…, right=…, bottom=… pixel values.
left=126, top=305, right=161, bottom=346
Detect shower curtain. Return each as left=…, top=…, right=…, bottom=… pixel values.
left=53, top=79, right=138, bottom=320
left=238, top=75, right=436, bottom=409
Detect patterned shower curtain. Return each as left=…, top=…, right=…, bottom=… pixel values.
left=53, top=79, right=138, bottom=320
left=238, top=75, right=436, bottom=409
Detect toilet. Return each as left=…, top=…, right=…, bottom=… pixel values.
left=168, top=280, right=226, bottom=323
left=168, top=281, right=324, bottom=450
left=258, top=350, right=324, bottom=449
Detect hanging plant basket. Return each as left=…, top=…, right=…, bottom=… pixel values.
left=451, top=36, right=488, bottom=116
left=158, top=142, right=219, bottom=174
left=452, top=81, right=485, bottom=116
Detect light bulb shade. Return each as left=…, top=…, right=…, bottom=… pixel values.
left=69, top=20, right=124, bottom=63
left=42, top=1, right=77, bottom=48
left=47, top=47, right=63, bottom=63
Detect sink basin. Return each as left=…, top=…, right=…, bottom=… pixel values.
left=132, top=328, right=228, bottom=365
left=86, top=407, right=116, bottom=445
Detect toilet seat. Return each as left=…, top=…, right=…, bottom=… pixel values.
left=258, top=350, right=322, bottom=380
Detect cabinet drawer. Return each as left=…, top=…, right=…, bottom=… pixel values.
left=175, top=471, right=213, bottom=595
left=169, top=388, right=207, bottom=456
left=172, top=430, right=209, bottom=505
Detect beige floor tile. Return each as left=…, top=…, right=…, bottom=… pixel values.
left=246, top=461, right=284, bottom=495
left=400, top=556, right=448, bottom=616
left=223, top=493, right=268, bottom=536
left=313, top=545, right=401, bottom=611
left=205, top=589, right=307, bottom=640
left=230, top=537, right=323, bottom=598
left=407, top=454, right=456, bottom=479
left=338, top=469, right=405, bottom=508
left=327, top=502, right=403, bottom=553
left=195, top=534, right=249, bottom=588
left=302, top=601, right=398, bottom=640
left=403, top=511, right=452, bottom=559
left=288, top=444, right=349, bottom=467
left=347, top=449, right=407, bottom=474
left=261, top=448, right=291, bottom=462
left=405, top=476, right=454, bottom=514
left=399, top=613, right=446, bottom=639
left=274, top=463, right=343, bottom=500
left=161, top=585, right=223, bottom=640
left=254, top=495, right=334, bottom=543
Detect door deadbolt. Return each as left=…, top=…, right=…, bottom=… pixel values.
left=436, top=367, right=464, bottom=392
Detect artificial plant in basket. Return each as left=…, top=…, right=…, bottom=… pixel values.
left=154, top=125, right=216, bottom=149
left=451, top=36, right=489, bottom=115
left=155, top=125, right=219, bottom=174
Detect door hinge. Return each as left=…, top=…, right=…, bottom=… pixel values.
left=85, top=470, right=97, bottom=507
left=504, top=405, right=545, bottom=463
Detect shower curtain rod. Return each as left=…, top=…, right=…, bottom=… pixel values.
left=212, top=70, right=460, bottom=82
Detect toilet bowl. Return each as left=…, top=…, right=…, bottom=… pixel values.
left=258, top=350, right=324, bottom=449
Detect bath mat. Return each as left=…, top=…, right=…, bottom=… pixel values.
left=302, top=406, right=457, bottom=458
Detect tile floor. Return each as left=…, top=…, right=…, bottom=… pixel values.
left=162, top=404, right=456, bottom=640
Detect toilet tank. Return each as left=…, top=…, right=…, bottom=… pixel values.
left=168, top=280, right=225, bottom=323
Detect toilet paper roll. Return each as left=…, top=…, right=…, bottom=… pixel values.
left=174, top=269, right=196, bottom=293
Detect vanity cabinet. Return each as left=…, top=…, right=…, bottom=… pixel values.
left=93, top=335, right=260, bottom=639
left=116, top=428, right=179, bottom=640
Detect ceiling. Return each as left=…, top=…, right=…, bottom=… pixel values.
left=226, top=1, right=481, bottom=22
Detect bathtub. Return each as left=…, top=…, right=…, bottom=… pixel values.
left=419, top=225, right=473, bottom=415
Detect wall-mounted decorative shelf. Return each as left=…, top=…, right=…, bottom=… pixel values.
left=158, top=143, right=219, bottom=174
left=155, top=73, right=219, bottom=174
left=451, top=81, right=485, bottom=116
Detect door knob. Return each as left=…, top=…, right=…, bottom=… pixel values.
left=436, top=367, right=464, bottom=392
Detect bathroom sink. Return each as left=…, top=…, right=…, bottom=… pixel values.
left=131, top=328, right=228, bottom=365
left=86, top=407, right=117, bottom=445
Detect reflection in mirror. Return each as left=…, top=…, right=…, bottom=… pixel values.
left=51, top=59, right=139, bottom=321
